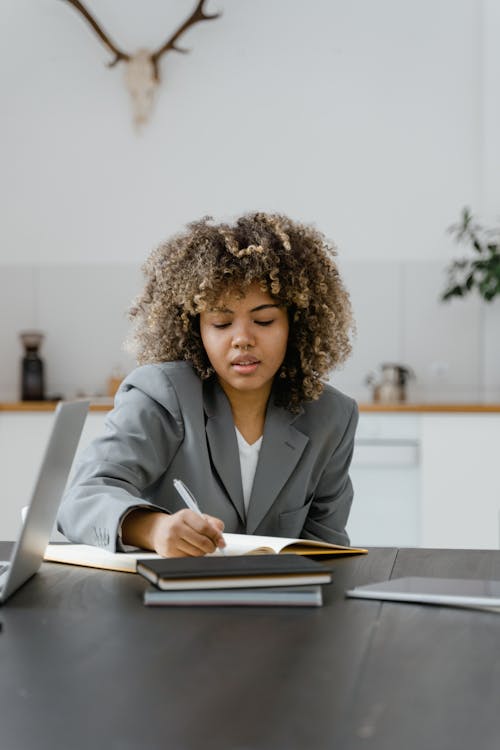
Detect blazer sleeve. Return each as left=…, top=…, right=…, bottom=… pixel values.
left=301, top=398, right=359, bottom=546
left=57, top=368, right=184, bottom=551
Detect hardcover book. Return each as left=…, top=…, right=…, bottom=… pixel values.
left=143, top=584, right=323, bottom=607
left=136, top=554, right=333, bottom=590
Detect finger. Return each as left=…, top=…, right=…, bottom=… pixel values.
left=157, top=529, right=211, bottom=558
left=170, top=510, right=223, bottom=552
left=200, top=514, right=226, bottom=547
left=184, top=515, right=224, bottom=548
left=203, top=514, right=225, bottom=532
left=186, top=512, right=219, bottom=534
left=174, top=537, right=210, bottom=557
left=178, top=523, right=219, bottom=555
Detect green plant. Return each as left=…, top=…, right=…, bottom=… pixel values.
left=441, top=207, right=500, bottom=302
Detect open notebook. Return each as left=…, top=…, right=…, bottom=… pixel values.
left=44, top=532, right=367, bottom=573
left=213, top=533, right=367, bottom=556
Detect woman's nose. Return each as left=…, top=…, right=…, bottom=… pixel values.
left=232, top=323, right=255, bottom=349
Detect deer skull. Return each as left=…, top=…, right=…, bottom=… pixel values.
left=125, top=51, right=157, bottom=130
left=60, top=0, right=221, bottom=130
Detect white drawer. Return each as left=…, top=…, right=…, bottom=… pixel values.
left=352, top=442, right=419, bottom=467
left=356, top=413, right=420, bottom=441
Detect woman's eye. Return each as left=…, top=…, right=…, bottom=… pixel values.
left=211, top=319, right=274, bottom=328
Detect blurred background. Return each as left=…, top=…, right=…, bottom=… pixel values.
left=1, top=0, right=500, bottom=547
left=2, top=0, right=499, bottom=401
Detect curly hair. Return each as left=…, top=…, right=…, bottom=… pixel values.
left=127, top=212, right=354, bottom=411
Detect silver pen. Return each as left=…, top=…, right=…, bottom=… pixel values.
left=173, top=478, right=226, bottom=555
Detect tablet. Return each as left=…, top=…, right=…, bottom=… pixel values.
left=345, top=576, right=500, bottom=610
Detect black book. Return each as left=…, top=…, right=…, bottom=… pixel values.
left=137, top=554, right=332, bottom=591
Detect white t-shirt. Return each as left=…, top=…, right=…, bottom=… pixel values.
left=235, top=427, right=263, bottom=512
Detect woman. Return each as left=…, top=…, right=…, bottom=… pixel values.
left=58, top=212, right=358, bottom=557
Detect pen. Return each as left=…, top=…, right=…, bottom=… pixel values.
left=173, top=478, right=226, bottom=555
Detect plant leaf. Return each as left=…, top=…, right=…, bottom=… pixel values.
left=441, top=207, right=500, bottom=302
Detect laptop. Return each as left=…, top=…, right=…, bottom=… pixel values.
left=346, top=576, right=500, bottom=611
left=0, top=399, right=89, bottom=604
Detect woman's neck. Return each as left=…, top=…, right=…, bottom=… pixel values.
left=219, top=381, right=271, bottom=445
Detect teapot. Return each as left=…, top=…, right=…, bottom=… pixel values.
left=366, top=363, right=414, bottom=403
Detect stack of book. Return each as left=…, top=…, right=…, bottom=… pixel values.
left=44, top=533, right=367, bottom=607
left=137, top=554, right=333, bottom=607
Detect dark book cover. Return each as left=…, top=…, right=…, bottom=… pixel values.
left=137, top=554, right=332, bottom=590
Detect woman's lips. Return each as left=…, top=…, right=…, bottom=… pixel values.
left=231, top=358, right=260, bottom=374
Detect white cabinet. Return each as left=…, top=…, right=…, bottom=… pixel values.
left=347, top=415, right=421, bottom=548
left=0, top=411, right=107, bottom=541
left=420, top=415, right=500, bottom=549
left=348, top=412, right=500, bottom=550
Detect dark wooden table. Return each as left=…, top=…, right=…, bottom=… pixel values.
left=1, top=542, right=500, bottom=750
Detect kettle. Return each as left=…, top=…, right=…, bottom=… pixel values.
left=366, top=363, right=414, bottom=403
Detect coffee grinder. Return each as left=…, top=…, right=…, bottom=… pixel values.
left=20, top=331, right=45, bottom=401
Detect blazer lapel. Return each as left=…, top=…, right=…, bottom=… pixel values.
left=246, top=401, right=309, bottom=534
left=203, top=380, right=246, bottom=524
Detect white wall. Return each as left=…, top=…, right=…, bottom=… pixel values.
left=1, top=0, right=499, bottom=400
left=0, top=0, right=487, bottom=264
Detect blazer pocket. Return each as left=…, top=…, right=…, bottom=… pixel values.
left=279, top=500, right=312, bottom=536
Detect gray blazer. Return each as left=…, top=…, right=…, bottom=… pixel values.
left=58, top=361, right=358, bottom=551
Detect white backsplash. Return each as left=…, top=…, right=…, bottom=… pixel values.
left=330, top=259, right=499, bottom=402
left=0, top=265, right=140, bottom=400
left=0, top=261, right=499, bottom=402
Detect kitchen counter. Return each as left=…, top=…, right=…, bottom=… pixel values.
left=357, top=402, right=500, bottom=412
left=0, top=400, right=113, bottom=412
left=2, top=400, right=500, bottom=413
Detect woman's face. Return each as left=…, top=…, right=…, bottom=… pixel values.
left=199, top=282, right=289, bottom=405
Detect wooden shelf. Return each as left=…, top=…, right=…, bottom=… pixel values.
left=2, top=401, right=500, bottom=413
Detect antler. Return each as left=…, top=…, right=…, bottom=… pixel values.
left=59, top=0, right=222, bottom=129
left=60, top=0, right=130, bottom=68
left=151, top=0, right=221, bottom=80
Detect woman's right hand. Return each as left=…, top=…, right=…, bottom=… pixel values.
left=122, top=508, right=225, bottom=558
